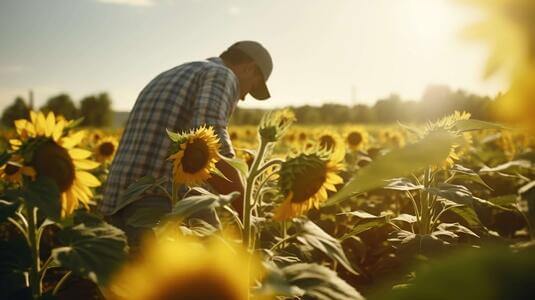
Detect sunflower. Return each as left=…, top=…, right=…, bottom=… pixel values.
left=94, top=136, right=118, bottom=162
left=167, top=126, right=221, bottom=186
left=0, top=156, right=36, bottom=185
left=258, top=108, right=296, bottom=142
left=274, top=146, right=345, bottom=220
left=107, top=234, right=261, bottom=300
left=345, top=128, right=369, bottom=151
left=316, top=129, right=344, bottom=154
left=423, top=111, right=472, bottom=169
left=9, top=111, right=101, bottom=216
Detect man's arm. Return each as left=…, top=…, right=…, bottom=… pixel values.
left=189, top=66, right=244, bottom=217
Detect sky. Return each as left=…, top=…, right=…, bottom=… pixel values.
left=0, top=0, right=507, bottom=112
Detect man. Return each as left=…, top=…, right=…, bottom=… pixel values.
left=99, top=41, right=273, bottom=248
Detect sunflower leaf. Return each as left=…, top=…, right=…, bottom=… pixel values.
left=113, top=176, right=168, bottom=214
left=280, top=263, right=364, bottom=300
left=295, top=220, right=361, bottom=275
left=166, top=191, right=240, bottom=221
left=165, top=128, right=182, bottom=142
left=0, top=199, right=20, bottom=223
left=23, top=176, right=61, bottom=221
left=326, top=129, right=459, bottom=206
left=52, top=215, right=128, bottom=285
left=219, top=154, right=249, bottom=177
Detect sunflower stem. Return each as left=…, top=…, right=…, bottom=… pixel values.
left=243, top=138, right=269, bottom=250
left=26, top=205, right=41, bottom=299
left=419, top=168, right=431, bottom=235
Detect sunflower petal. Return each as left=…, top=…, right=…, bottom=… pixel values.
left=69, top=148, right=92, bottom=159
left=76, top=171, right=101, bottom=187
left=75, top=159, right=100, bottom=170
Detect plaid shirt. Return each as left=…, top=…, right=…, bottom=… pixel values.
left=99, top=57, right=239, bottom=215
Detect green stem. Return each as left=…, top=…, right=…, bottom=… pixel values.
left=8, top=217, right=29, bottom=244
left=243, top=138, right=269, bottom=250
left=26, top=205, right=41, bottom=299
left=420, top=168, right=431, bottom=235
left=53, top=271, right=72, bottom=295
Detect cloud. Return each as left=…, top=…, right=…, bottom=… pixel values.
left=96, top=0, right=155, bottom=7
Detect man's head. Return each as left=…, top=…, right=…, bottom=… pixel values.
left=220, top=41, right=272, bottom=101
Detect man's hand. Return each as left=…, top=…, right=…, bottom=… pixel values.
left=207, top=159, right=244, bottom=218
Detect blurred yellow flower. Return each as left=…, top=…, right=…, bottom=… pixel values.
left=107, top=234, right=263, bottom=300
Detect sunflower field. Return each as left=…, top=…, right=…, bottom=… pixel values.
left=0, top=107, right=534, bottom=299
left=1, top=0, right=535, bottom=299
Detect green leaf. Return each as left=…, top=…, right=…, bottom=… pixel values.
left=339, top=211, right=389, bottom=239
left=436, top=222, right=479, bottom=238
left=392, top=213, right=418, bottom=224
left=488, top=194, right=518, bottom=206
left=454, top=119, right=506, bottom=132
left=113, top=176, right=168, bottom=214
left=451, top=164, right=493, bottom=190
left=256, top=262, right=305, bottom=298
left=0, top=199, right=20, bottom=223
left=383, top=178, right=423, bottom=191
left=52, top=220, right=128, bottom=285
left=125, top=205, right=171, bottom=228
left=166, top=191, right=239, bottom=221
left=450, top=206, right=481, bottom=227
left=295, top=220, right=361, bottom=275
left=165, top=128, right=181, bottom=142
left=219, top=154, right=249, bottom=177
left=281, top=263, right=364, bottom=300
left=24, top=177, right=61, bottom=221
left=325, top=129, right=459, bottom=206
left=479, top=160, right=532, bottom=174
left=426, top=183, right=475, bottom=205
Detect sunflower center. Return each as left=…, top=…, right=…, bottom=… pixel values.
left=347, top=132, right=362, bottom=146
left=4, top=163, right=21, bottom=176
left=320, top=135, right=335, bottom=150
left=98, top=142, right=115, bottom=156
left=289, top=161, right=327, bottom=204
left=154, top=271, right=241, bottom=300
left=181, top=138, right=210, bottom=174
left=32, top=141, right=75, bottom=192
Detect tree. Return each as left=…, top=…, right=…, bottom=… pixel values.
left=80, top=93, right=113, bottom=127
left=1, top=97, right=30, bottom=128
left=40, top=93, right=79, bottom=120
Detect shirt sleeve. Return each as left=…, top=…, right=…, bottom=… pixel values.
left=190, top=66, right=238, bottom=158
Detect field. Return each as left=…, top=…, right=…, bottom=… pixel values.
left=1, top=110, right=534, bottom=299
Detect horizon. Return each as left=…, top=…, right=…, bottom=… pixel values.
left=1, top=0, right=508, bottom=112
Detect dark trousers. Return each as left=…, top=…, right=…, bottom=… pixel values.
left=105, top=195, right=171, bottom=254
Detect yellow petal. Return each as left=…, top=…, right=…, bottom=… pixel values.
left=45, top=112, right=55, bottom=137
left=52, top=119, right=65, bottom=142
left=76, top=171, right=101, bottom=187
left=69, top=148, right=92, bottom=159
left=75, top=159, right=100, bottom=170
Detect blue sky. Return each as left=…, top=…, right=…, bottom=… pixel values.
left=0, top=0, right=506, bottom=112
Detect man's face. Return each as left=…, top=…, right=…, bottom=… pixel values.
left=236, top=62, right=264, bottom=101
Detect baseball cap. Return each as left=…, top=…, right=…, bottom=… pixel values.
left=228, top=41, right=272, bottom=100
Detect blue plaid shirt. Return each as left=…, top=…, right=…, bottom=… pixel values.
left=99, top=57, right=239, bottom=215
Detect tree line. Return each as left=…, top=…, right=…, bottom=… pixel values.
left=1, top=93, right=113, bottom=128
left=230, top=85, right=500, bottom=125
left=1, top=84, right=501, bottom=128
